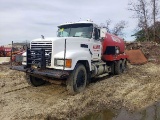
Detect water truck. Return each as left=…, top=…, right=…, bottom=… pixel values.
left=11, top=20, right=128, bottom=94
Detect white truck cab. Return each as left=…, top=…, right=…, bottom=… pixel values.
left=23, top=20, right=106, bottom=71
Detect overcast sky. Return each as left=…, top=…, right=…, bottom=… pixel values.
left=0, top=0, right=137, bottom=45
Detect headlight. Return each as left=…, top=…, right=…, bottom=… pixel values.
left=22, top=56, right=26, bottom=62
left=56, top=59, right=64, bottom=66
left=22, top=56, right=27, bottom=65
left=115, top=47, right=120, bottom=54
left=54, top=59, right=72, bottom=68
left=116, top=49, right=119, bottom=54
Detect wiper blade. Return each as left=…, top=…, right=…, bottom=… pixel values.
left=72, top=36, right=80, bottom=37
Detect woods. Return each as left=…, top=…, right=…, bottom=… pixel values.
left=129, top=0, right=160, bottom=42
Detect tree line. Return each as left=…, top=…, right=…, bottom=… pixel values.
left=101, top=0, right=159, bottom=42
left=129, top=0, right=160, bottom=42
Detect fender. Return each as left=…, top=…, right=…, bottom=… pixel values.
left=53, top=50, right=91, bottom=71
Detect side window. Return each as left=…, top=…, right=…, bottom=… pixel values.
left=94, top=28, right=99, bottom=40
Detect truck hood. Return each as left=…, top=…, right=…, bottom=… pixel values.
left=31, top=36, right=91, bottom=52
left=31, top=37, right=63, bottom=42
left=30, top=37, right=91, bottom=69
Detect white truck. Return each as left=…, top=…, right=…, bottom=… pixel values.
left=12, top=20, right=128, bottom=94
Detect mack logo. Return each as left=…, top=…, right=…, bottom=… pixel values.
left=93, top=45, right=100, bottom=49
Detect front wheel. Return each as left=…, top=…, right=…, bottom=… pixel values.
left=66, top=63, right=87, bottom=95
left=26, top=75, right=46, bottom=87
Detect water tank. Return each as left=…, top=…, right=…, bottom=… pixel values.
left=101, top=33, right=125, bottom=60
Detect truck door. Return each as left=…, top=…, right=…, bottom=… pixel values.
left=91, top=27, right=102, bottom=61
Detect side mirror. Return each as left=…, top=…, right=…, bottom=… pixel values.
left=94, top=28, right=99, bottom=40
left=100, top=28, right=107, bottom=39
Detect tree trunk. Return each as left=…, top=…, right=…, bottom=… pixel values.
left=153, top=0, right=156, bottom=42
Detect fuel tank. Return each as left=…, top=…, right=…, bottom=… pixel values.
left=102, top=33, right=125, bottom=55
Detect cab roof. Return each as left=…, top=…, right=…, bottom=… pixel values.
left=58, top=21, right=98, bottom=27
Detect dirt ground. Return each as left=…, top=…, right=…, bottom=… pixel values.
left=1, top=62, right=160, bottom=120
left=126, top=41, right=160, bottom=64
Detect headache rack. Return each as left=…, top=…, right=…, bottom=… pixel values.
left=26, top=48, right=51, bottom=69
left=28, top=40, right=52, bottom=68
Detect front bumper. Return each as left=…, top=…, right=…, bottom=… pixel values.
left=11, top=66, right=70, bottom=79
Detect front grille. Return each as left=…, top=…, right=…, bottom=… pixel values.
left=31, top=41, right=52, bottom=66
left=31, top=41, right=52, bottom=54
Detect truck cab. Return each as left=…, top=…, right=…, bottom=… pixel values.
left=23, top=20, right=106, bottom=68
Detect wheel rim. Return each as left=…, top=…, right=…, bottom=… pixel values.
left=76, top=70, right=85, bottom=88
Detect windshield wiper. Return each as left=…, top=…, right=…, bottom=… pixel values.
left=72, top=36, right=81, bottom=37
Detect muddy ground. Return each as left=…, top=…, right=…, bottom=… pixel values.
left=126, top=41, right=160, bottom=64
left=1, top=62, right=160, bottom=120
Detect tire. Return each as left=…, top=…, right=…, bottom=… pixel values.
left=122, top=59, right=127, bottom=72
left=26, top=75, right=46, bottom=87
left=66, top=63, right=87, bottom=95
left=115, top=60, right=123, bottom=75
left=109, top=62, right=115, bottom=75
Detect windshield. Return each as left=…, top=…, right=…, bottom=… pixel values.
left=57, top=23, right=93, bottom=38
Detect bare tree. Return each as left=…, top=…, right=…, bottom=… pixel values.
left=100, top=19, right=127, bottom=37
left=153, top=0, right=156, bottom=41
left=105, top=19, right=112, bottom=33
left=151, top=0, right=159, bottom=41
left=100, top=19, right=111, bottom=33
left=112, top=21, right=127, bottom=36
left=129, top=0, right=150, bottom=41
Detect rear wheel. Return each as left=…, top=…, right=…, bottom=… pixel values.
left=66, top=63, right=87, bottom=95
left=26, top=75, right=46, bottom=87
left=122, top=59, right=127, bottom=72
left=115, top=60, right=123, bottom=75
left=109, top=62, right=115, bottom=75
